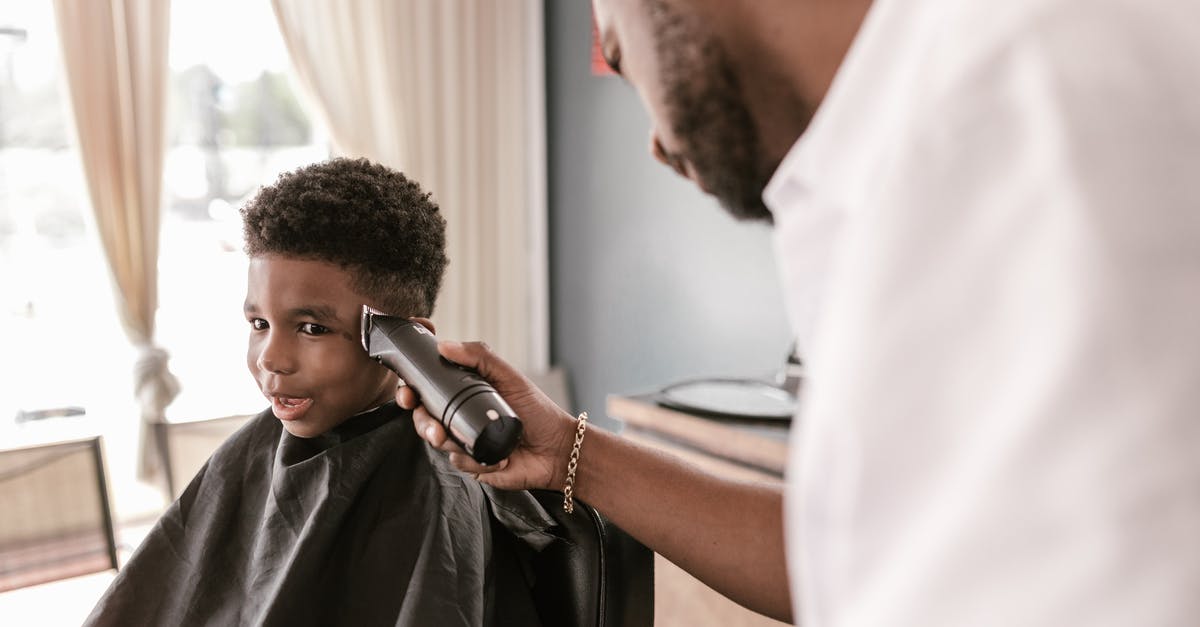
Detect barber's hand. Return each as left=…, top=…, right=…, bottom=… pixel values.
left=396, top=340, right=578, bottom=492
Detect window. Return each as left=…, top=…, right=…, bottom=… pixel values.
left=0, top=3, right=123, bottom=423
left=0, top=0, right=328, bottom=518
left=159, top=0, right=330, bottom=421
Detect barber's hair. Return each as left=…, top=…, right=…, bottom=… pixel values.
left=240, top=157, right=448, bottom=317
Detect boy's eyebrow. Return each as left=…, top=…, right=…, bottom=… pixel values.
left=291, top=306, right=340, bottom=322
left=241, top=303, right=341, bottom=322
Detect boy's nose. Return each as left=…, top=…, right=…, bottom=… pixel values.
left=257, top=336, right=297, bottom=375
left=258, top=355, right=296, bottom=375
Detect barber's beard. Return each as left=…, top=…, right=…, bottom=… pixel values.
left=651, top=1, right=775, bottom=223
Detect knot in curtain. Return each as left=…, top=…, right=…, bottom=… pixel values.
left=134, top=344, right=180, bottom=424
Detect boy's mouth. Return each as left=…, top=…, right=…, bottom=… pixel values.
left=270, top=395, right=313, bottom=421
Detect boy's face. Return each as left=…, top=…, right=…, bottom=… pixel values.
left=244, top=254, right=399, bottom=438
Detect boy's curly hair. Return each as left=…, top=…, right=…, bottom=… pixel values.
left=240, top=157, right=448, bottom=317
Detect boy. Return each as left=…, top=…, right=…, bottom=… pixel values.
left=85, top=158, right=553, bottom=626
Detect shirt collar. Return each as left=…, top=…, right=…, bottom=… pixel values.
left=762, top=0, right=913, bottom=221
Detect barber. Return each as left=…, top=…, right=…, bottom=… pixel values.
left=400, top=0, right=1200, bottom=624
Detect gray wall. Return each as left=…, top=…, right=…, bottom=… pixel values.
left=545, top=0, right=792, bottom=430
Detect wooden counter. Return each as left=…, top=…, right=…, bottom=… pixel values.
left=606, top=393, right=794, bottom=627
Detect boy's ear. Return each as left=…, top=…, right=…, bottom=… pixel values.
left=409, top=316, right=436, bottom=335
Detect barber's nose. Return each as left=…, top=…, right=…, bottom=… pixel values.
left=649, top=129, right=688, bottom=179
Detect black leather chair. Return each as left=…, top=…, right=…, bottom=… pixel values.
left=528, top=489, right=655, bottom=626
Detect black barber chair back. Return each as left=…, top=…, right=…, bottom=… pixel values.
left=529, top=489, right=655, bottom=627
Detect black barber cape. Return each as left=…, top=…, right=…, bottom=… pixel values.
left=84, top=402, right=555, bottom=627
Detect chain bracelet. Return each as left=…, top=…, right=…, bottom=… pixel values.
left=562, top=411, right=589, bottom=514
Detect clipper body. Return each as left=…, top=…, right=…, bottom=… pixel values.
left=361, top=307, right=522, bottom=464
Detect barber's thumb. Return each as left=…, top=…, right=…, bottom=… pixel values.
left=437, top=340, right=473, bottom=365
left=439, top=340, right=508, bottom=382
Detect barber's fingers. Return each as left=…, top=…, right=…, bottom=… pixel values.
left=395, top=341, right=515, bottom=405
left=408, top=403, right=509, bottom=473
left=406, top=403, right=469, bottom=455
left=407, top=316, right=436, bottom=334
left=396, top=384, right=448, bottom=449
left=448, top=452, right=508, bottom=475
left=396, top=384, right=419, bottom=410
left=396, top=379, right=452, bottom=449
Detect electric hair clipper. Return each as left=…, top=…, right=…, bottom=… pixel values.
left=360, top=306, right=522, bottom=464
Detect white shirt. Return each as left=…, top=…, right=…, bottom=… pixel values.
left=765, top=0, right=1200, bottom=625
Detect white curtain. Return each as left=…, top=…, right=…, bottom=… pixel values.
left=271, top=0, right=549, bottom=372
left=52, top=0, right=178, bottom=480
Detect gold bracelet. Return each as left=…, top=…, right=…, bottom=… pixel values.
left=562, top=411, right=589, bottom=514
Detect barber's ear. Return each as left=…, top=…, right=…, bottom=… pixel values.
left=408, top=317, right=436, bottom=335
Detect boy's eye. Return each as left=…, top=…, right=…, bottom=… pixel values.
left=250, top=318, right=268, bottom=330
left=300, top=323, right=330, bottom=336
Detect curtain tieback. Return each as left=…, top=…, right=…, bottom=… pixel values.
left=134, top=344, right=181, bottom=423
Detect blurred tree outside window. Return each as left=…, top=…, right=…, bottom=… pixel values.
left=157, top=0, right=330, bottom=423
